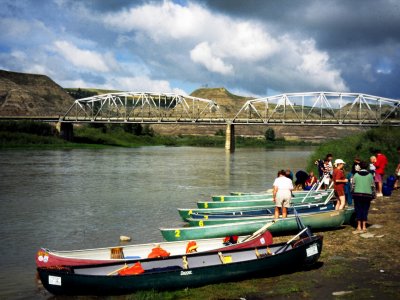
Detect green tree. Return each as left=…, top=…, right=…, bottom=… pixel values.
left=265, top=128, right=275, bottom=141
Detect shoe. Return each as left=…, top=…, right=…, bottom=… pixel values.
left=376, top=193, right=383, bottom=197
left=352, top=230, right=362, bottom=234
left=362, top=229, right=368, bottom=233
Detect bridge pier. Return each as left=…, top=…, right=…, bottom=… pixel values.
left=225, top=122, right=235, bottom=152
left=56, top=122, right=74, bottom=141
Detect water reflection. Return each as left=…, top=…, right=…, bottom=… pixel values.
left=0, top=146, right=312, bottom=299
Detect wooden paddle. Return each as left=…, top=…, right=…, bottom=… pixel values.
left=241, top=219, right=279, bottom=242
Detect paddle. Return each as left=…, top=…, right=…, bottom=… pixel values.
left=241, top=219, right=279, bottom=242
left=274, top=227, right=309, bottom=254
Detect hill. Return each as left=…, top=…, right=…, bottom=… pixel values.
left=190, top=87, right=252, bottom=117
left=0, top=69, right=74, bottom=116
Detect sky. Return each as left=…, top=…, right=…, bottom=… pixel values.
left=1, top=0, right=400, bottom=98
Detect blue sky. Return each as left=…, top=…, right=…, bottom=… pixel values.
left=1, top=0, right=400, bottom=98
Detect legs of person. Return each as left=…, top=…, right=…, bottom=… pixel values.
left=274, top=206, right=280, bottom=219
left=354, top=199, right=361, bottom=230
left=361, top=200, right=371, bottom=231
left=335, top=188, right=345, bottom=210
left=375, top=173, right=383, bottom=196
left=377, top=181, right=382, bottom=195
left=335, top=194, right=343, bottom=210
left=282, top=207, right=288, bottom=218
left=338, top=195, right=346, bottom=210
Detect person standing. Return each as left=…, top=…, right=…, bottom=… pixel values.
left=352, top=161, right=375, bottom=233
left=333, top=159, right=348, bottom=210
left=273, top=170, right=294, bottom=219
left=322, top=159, right=332, bottom=190
left=374, top=150, right=388, bottom=197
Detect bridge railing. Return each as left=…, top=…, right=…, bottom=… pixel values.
left=232, top=92, right=400, bottom=126
left=62, top=92, right=225, bottom=124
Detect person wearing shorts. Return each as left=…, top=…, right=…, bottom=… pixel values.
left=333, top=159, right=348, bottom=210
left=273, top=170, right=294, bottom=219
left=374, top=150, right=388, bottom=197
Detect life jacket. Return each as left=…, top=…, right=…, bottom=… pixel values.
left=147, top=246, right=170, bottom=259
left=186, top=241, right=198, bottom=253
left=223, top=235, right=238, bottom=245
left=118, top=262, right=144, bottom=276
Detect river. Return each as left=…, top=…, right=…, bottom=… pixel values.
left=0, top=146, right=313, bottom=299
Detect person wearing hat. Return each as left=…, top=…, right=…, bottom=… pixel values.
left=333, top=159, right=348, bottom=210
left=351, top=160, right=375, bottom=234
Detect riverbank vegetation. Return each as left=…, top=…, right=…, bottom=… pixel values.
left=0, top=121, right=313, bottom=149
left=307, top=126, right=399, bottom=174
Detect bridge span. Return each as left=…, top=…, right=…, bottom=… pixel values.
left=1, top=92, right=399, bottom=151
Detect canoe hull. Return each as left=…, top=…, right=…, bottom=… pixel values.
left=187, top=203, right=336, bottom=226
left=212, top=190, right=331, bottom=202
left=38, top=235, right=323, bottom=295
left=198, top=192, right=332, bottom=209
left=189, top=202, right=335, bottom=221
left=36, top=231, right=273, bottom=268
left=161, top=210, right=345, bottom=241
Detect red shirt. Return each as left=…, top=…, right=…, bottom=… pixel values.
left=375, top=153, right=388, bottom=175
left=332, top=168, right=345, bottom=190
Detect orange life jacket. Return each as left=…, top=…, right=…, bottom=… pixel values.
left=186, top=241, right=198, bottom=253
left=118, top=262, right=144, bottom=276
left=147, top=246, right=170, bottom=259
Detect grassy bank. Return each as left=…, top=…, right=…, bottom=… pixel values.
left=307, top=127, right=400, bottom=175
left=105, top=190, right=400, bottom=300
left=0, top=121, right=314, bottom=149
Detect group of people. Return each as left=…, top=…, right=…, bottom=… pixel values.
left=272, top=148, right=398, bottom=234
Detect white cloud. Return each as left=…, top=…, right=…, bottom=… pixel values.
left=53, top=40, right=115, bottom=72
left=106, top=76, right=186, bottom=94
left=294, top=39, right=348, bottom=91
left=190, top=42, right=233, bottom=75
left=103, top=1, right=205, bottom=40
left=100, top=0, right=346, bottom=92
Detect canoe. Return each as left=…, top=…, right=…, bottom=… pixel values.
left=344, top=206, right=355, bottom=225
left=197, top=190, right=333, bottom=208
left=188, top=202, right=335, bottom=220
left=36, top=230, right=274, bottom=268
left=37, top=228, right=323, bottom=295
left=187, top=203, right=336, bottom=226
left=213, top=189, right=331, bottom=201
left=161, top=210, right=345, bottom=241
left=178, top=205, right=273, bottom=221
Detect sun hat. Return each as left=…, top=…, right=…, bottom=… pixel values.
left=334, top=159, right=346, bottom=166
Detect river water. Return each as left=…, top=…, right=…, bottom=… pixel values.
left=0, top=146, right=313, bottom=299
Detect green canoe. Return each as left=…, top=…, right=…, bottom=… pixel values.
left=178, top=201, right=334, bottom=221
left=160, top=210, right=345, bottom=241
left=343, top=206, right=355, bottom=225
left=197, top=190, right=333, bottom=209
left=213, top=189, right=331, bottom=202
left=186, top=203, right=336, bottom=227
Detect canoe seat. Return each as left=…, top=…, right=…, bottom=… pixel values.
left=218, top=252, right=232, bottom=264
left=110, top=247, right=124, bottom=259
left=182, top=256, right=189, bottom=269
left=292, top=237, right=313, bottom=248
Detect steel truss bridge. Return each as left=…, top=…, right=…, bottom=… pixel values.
left=61, top=91, right=400, bottom=126
left=62, top=92, right=224, bottom=124
left=232, top=92, right=399, bottom=126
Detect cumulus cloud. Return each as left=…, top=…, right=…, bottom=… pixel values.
left=53, top=40, right=115, bottom=72
left=190, top=42, right=233, bottom=75
left=2, top=0, right=398, bottom=98
left=99, top=0, right=346, bottom=92
left=107, top=75, right=186, bottom=94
